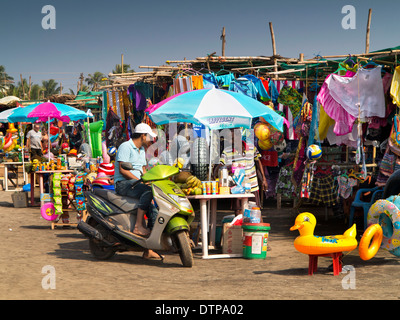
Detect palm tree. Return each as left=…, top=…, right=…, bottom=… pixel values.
left=85, top=71, right=105, bottom=91
left=0, top=65, right=14, bottom=97
left=112, top=64, right=134, bottom=74
left=42, top=79, right=60, bottom=97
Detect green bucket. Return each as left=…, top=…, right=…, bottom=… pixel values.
left=242, top=223, right=270, bottom=259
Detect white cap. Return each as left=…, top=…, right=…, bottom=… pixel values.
left=134, top=123, right=157, bottom=138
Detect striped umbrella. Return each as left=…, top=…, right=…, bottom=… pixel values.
left=147, top=87, right=283, bottom=131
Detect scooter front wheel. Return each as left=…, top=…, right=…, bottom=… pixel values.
left=173, top=230, right=193, bottom=267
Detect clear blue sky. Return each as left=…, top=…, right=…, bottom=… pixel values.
left=1, top=0, right=399, bottom=92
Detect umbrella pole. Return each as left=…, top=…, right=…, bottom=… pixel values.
left=48, top=116, right=51, bottom=162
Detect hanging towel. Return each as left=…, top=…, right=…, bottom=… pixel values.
left=174, top=76, right=193, bottom=94
left=327, top=66, right=386, bottom=119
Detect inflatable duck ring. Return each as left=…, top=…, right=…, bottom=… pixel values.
left=290, top=212, right=358, bottom=255
left=367, top=199, right=400, bottom=257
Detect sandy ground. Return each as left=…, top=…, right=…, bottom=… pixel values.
left=0, top=191, right=399, bottom=301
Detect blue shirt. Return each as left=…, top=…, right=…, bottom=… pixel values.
left=114, top=139, right=147, bottom=183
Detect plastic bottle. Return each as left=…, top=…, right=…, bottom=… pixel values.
left=250, top=207, right=261, bottom=224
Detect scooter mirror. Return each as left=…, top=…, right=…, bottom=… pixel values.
left=120, top=162, right=134, bottom=170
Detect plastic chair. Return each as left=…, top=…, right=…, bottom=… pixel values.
left=349, top=186, right=383, bottom=230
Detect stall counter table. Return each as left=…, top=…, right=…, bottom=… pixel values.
left=187, top=193, right=255, bottom=259
left=30, top=170, right=74, bottom=207
left=3, top=162, right=29, bottom=191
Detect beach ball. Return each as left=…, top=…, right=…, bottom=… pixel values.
left=258, top=139, right=273, bottom=151
left=306, top=144, right=322, bottom=160
left=108, top=146, right=117, bottom=157
left=254, top=123, right=271, bottom=142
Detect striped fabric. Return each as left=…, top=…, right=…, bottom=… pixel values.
left=272, top=80, right=304, bottom=140
left=220, top=143, right=261, bottom=192
left=173, top=76, right=193, bottom=95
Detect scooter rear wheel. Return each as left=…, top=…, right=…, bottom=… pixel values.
left=88, top=222, right=116, bottom=260
left=173, top=230, right=193, bottom=267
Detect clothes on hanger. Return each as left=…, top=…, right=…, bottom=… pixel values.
left=241, top=74, right=271, bottom=101
left=228, top=77, right=258, bottom=100
left=317, top=75, right=356, bottom=136
left=215, top=72, right=235, bottom=87
left=327, top=66, right=386, bottom=119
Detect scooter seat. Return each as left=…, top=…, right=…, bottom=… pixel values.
left=93, top=188, right=140, bottom=212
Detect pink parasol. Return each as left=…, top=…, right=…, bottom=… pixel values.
left=27, top=102, right=70, bottom=123
left=27, top=102, right=71, bottom=161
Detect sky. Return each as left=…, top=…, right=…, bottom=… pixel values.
left=1, top=0, right=399, bottom=93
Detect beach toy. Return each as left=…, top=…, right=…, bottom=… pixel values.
left=102, top=141, right=110, bottom=163
left=306, top=144, right=322, bottom=160
left=366, top=199, right=400, bottom=257
left=108, top=146, right=117, bottom=157
left=84, top=120, right=104, bottom=158
left=41, top=203, right=57, bottom=221
left=290, top=212, right=358, bottom=255
left=254, top=122, right=271, bottom=141
left=258, top=139, right=273, bottom=151
left=359, top=224, right=383, bottom=261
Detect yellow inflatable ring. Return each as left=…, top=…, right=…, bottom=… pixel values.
left=359, top=224, right=383, bottom=261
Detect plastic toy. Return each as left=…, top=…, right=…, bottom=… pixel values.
left=102, top=141, right=110, bottom=163
left=84, top=120, right=104, bottom=158
left=290, top=212, right=358, bottom=255
left=359, top=224, right=383, bottom=260
left=41, top=203, right=57, bottom=221
left=366, top=199, right=400, bottom=257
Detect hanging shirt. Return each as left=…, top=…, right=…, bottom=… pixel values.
left=215, top=72, right=235, bottom=87
left=241, top=74, right=270, bottom=101
left=327, top=66, right=386, bottom=119
left=202, top=72, right=218, bottom=89
left=229, top=78, right=258, bottom=100
left=191, top=75, right=204, bottom=90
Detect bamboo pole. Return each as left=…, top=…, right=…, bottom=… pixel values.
left=121, top=54, right=124, bottom=74
left=221, top=27, right=226, bottom=57
left=269, top=22, right=278, bottom=78
left=365, top=9, right=372, bottom=54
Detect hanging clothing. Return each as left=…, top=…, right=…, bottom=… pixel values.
left=317, top=76, right=356, bottom=136
left=309, top=173, right=337, bottom=207
left=391, top=66, right=400, bottom=107
left=241, top=74, right=271, bottom=101
left=272, top=80, right=304, bottom=140
left=327, top=66, right=386, bottom=119
left=191, top=75, right=204, bottom=90
left=228, top=78, right=258, bottom=100
left=215, top=72, right=235, bottom=87
left=173, top=76, right=193, bottom=94
left=318, top=104, right=335, bottom=140
left=202, top=73, right=218, bottom=89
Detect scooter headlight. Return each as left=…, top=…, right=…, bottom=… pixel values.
left=168, top=194, right=193, bottom=212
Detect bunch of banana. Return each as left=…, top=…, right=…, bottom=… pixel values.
left=186, top=175, right=202, bottom=188
left=178, top=175, right=203, bottom=195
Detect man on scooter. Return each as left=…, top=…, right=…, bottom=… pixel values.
left=114, top=123, right=160, bottom=258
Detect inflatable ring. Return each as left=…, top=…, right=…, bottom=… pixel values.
left=367, top=199, right=400, bottom=257
left=41, top=203, right=58, bottom=221
left=359, top=224, right=383, bottom=260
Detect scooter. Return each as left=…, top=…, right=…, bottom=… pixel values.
left=77, top=163, right=195, bottom=267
